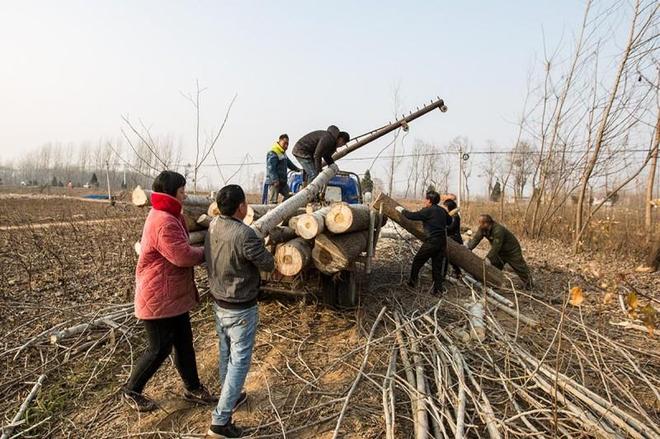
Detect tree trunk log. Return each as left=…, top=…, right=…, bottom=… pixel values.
left=296, top=207, right=331, bottom=239
left=132, top=186, right=211, bottom=208
left=182, top=206, right=208, bottom=232
left=207, top=201, right=219, bottom=217
left=188, top=230, right=207, bottom=245
left=275, top=237, right=312, bottom=276
left=243, top=204, right=272, bottom=225
left=196, top=214, right=212, bottom=228
left=312, top=231, right=368, bottom=275
left=636, top=236, right=660, bottom=273
left=252, top=164, right=339, bottom=237
left=372, top=193, right=504, bottom=287
left=266, top=226, right=298, bottom=246
left=326, top=203, right=371, bottom=234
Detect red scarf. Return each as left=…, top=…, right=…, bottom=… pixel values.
left=151, top=192, right=187, bottom=231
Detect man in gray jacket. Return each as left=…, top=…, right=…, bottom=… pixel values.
left=205, top=184, right=274, bottom=438
left=292, top=125, right=350, bottom=182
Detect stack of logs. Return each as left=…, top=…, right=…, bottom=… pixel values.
left=276, top=202, right=379, bottom=276
left=132, top=186, right=377, bottom=277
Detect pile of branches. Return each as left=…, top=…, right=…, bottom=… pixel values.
left=380, top=287, right=659, bottom=438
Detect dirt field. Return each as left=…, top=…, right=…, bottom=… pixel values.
left=0, top=194, right=658, bottom=438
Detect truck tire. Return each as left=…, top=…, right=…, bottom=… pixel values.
left=337, top=270, right=358, bottom=308
left=320, top=274, right=338, bottom=306
left=319, top=271, right=359, bottom=308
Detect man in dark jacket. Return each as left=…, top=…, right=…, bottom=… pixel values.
left=396, top=191, right=451, bottom=295
left=467, top=214, right=533, bottom=289
left=443, top=199, right=463, bottom=278
left=205, top=185, right=275, bottom=438
left=292, top=125, right=350, bottom=182
left=266, top=134, right=300, bottom=204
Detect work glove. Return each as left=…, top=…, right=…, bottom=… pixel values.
left=395, top=206, right=405, bottom=213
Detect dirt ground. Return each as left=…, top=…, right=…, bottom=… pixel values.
left=0, top=194, right=658, bottom=438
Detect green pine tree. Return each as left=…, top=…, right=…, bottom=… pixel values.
left=361, top=169, right=374, bottom=194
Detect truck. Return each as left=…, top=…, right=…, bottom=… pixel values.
left=261, top=170, right=363, bottom=205
left=259, top=170, right=377, bottom=308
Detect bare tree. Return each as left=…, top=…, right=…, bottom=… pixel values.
left=509, top=141, right=537, bottom=200
left=574, top=0, right=658, bottom=250
left=481, top=140, right=501, bottom=198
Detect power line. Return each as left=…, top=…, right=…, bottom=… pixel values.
left=180, top=148, right=653, bottom=168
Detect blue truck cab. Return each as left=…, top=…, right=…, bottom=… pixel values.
left=261, top=170, right=363, bottom=204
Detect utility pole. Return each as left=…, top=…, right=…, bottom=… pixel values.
left=105, top=160, right=113, bottom=205
left=457, top=148, right=463, bottom=207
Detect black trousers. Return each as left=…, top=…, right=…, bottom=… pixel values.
left=125, top=312, right=201, bottom=393
left=444, top=236, right=462, bottom=277
left=410, top=237, right=447, bottom=290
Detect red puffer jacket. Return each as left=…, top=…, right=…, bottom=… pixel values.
left=134, top=192, right=205, bottom=319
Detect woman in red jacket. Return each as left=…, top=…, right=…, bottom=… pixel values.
left=123, top=171, right=215, bottom=412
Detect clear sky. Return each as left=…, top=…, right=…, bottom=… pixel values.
left=0, top=0, right=588, bottom=185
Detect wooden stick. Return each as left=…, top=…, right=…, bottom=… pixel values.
left=1, top=374, right=46, bottom=439
left=382, top=346, right=397, bottom=439
left=486, top=295, right=540, bottom=327
left=252, top=163, right=339, bottom=237
left=331, top=306, right=386, bottom=439
left=407, top=327, right=430, bottom=438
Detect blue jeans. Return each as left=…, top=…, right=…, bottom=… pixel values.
left=296, top=157, right=318, bottom=182
left=211, top=304, right=259, bottom=426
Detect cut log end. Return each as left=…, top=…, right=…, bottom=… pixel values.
left=275, top=238, right=312, bottom=276
left=208, top=201, right=219, bottom=217
left=132, top=186, right=149, bottom=207
left=327, top=204, right=353, bottom=234
left=298, top=215, right=322, bottom=239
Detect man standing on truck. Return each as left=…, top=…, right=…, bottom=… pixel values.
left=395, top=190, right=451, bottom=295
left=466, top=214, right=534, bottom=289
left=266, top=134, right=300, bottom=204
left=205, top=184, right=275, bottom=438
left=292, top=125, right=350, bottom=183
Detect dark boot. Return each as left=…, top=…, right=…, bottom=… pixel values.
left=122, top=389, right=157, bottom=412
left=184, top=384, right=218, bottom=404
left=207, top=419, right=243, bottom=438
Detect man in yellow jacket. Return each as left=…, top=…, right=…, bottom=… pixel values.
left=265, top=134, right=300, bottom=204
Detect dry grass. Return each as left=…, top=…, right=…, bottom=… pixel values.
left=0, top=194, right=658, bottom=438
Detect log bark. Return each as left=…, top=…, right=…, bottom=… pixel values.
left=296, top=207, right=331, bottom=239
left=252, top=164, right=339, bottom=237
left=131, top=185, right=211, bottom=208
left=265, top=226, right=298, bottom=246
left=275, top=237, right=313, bottom=276
left=372, top=193, right=504, bottom=287
left=326, top=203, right=371, bottom=234
left=188, top=230, right=207, bottom=245
left=182, top=206, right=208, bottom=232
left=196, top=214, right=212, bottom=228
left=312, top=231, right=368, bottom=275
